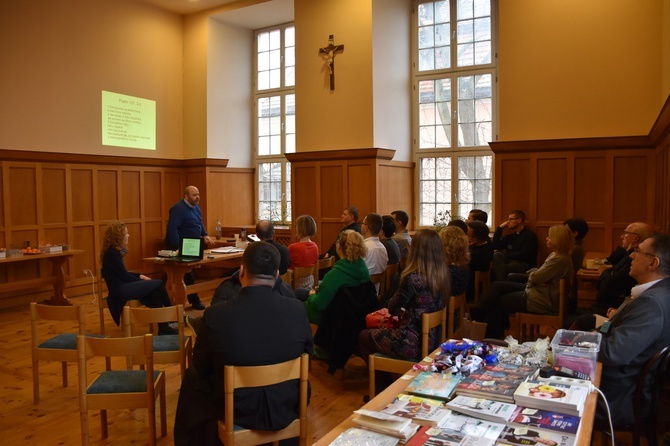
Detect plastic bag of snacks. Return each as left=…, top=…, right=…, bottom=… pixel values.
left=493, top=336, right=550, bottom=367
left=430, top=339, right=498, bottom=375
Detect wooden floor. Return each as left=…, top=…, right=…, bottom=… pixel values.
left=0, top=291, right=369, bottom=445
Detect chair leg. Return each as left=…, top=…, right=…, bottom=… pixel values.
left=148, top=403, right=157, bottom=446
left=160, top=387, right=167, bottom=437
left=100, top=409, right=108, bottom=438
left=62, top=361, right=68, bottom=387
left=368, top=355, right=376, bottom=399
left=33, top=360, right=40, bottom=405
left=80, top=411, right=89, bottom=446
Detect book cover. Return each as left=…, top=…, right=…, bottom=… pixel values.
left=405, top=372, right=463, bottom=400
left=454, top=376, right=522, bottom=403
left=472, top=364, right=538, bottom=381
left=381, top=393, right=451, bottom=426
left=508, top=406, right=581, bottom=436
left=497, top=426, right=575, bottom=446
left=445, top=395, right=517, bottom=423
left=406, top=411, right=505, bottom=446
left=330, top=427, right=400, bottom=446
left=329, top=427, right=400, bottom=446
left=352, top=409, right=411, bottom=434
left=513, top=381, right=588, bottom=416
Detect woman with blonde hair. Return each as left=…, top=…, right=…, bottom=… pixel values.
left=288, top=214, right=319, bottom=288
left=439, top=225, right=471, bottom=297
left=304, top=230, right=370, bottom=325
left=101, top=221, right=176, bottom=334
left=483, top=224, right=573, bottom=338
left=359, top=229, right=450, bottom=364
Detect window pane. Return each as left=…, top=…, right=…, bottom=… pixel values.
left=419, top=157, right=452, bottom=226
left=456, top=155, right=492, bottom=219
left=418, top=48, right=435, bottom=71
left=457, top=74, right=491, bottom=147
left=418, top=79, right=452, bottom=149
left=418, top=3, right=435, bottom=26
left=285, top=26, right=295, bottom=47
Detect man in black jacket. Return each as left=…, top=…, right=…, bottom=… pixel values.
left=491, top=210, right=538, bottom=281
left=322, top=206, right=361, bottom=260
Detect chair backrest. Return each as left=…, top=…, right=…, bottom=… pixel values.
left=122, top=305, right=189, bottom=377
left=318, top=256, right=335, bottom=271
left=447, top=294, right=466, bottom=340
left=517, top=278, right=567, bottom=342
left=97, top=268, right=142, bottom=335
left=280, top=269, right=293, bottom=287
left=632, top=345, right=670, bottom=440
left=421, top=307, right=447, bottom=358
left=292, top=265, right=316, bottom=289
left=221, top=353, right=309, bottom=445
left=472, top=265, right=491, bottom=308
left=383, top=263, right=399, bottom=296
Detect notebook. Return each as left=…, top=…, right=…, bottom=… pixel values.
left=165, top=237, right=204, bottom=262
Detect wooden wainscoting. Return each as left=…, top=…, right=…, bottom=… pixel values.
left=0, top=151, right=255, bottom=308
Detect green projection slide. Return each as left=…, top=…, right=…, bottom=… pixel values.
left=102, top=91, right=156, bottom=150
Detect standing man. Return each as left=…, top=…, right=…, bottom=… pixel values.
left=391, top=210, right=412, bottom=268
left=256, top=219, right=290, bottom=275
left=491, top=210, right=538, bottom=281
left=597, top=233, right=670, bottom=427
left=361, top=213, right=388, bottom=276
left=174, top=242, right=313, bottom=445
left=165, top=185, right=213, bottom=310
left=322, top=206, right=361, bottom=260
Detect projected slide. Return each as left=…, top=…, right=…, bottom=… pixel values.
left=102, top=91, right=156, bottom=150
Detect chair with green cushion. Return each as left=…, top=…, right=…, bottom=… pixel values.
left=31, top=302, right=103, bottom=405
left=77, top=334, right=166, bottom=445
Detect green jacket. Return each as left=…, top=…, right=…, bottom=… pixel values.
left=304, top=257, right=370, bottom=324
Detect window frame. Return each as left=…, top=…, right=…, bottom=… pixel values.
left=253, top=23, right=295, bottom=224
left=412, top=0, right=498, bottom=227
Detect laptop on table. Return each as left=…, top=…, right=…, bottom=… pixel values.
left=165, top=237, right=204, bottom=262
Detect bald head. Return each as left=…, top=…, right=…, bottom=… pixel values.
left=255, top=220, right=275, bottom=241
left=621, top=222, right=654, bottom=251
left=183, top=186, right=200, bottom=207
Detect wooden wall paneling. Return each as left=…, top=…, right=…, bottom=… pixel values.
left=536, top=157, right=568, bottom=223
left=658, top=140, right=670, bottom=232
left=97, top=169, right=119, bottom=222
left=376, top=161, right=414, bottom=217
left=213, top=169, right=255, bottom=227
left=144, top=170, right=162, bottom=219
left=43, top=227, right=68, bottom=247
left=583, top=227, right=606, bottom=255
left=0, top=163, right=4, bottom=229
left=41, top=166, right=67, bottom=225
left=319, top=164, right=345, bottom=254
left=144, top=220, right=164, bottom=258
left=496, top=157, right=532, bottom=224
left=74, top=225, right=96, bottom=278
left=293, top=165, right=318, bottom=220
left=348, top=162, right=374, bottom=218
left=612, top=155, right=650, bottom=224
left=163, top=170, right=184, bottom=220
left=9, top=164, right=37, bottom=227
left=70, top=168, right=94, bottom=223
left=574, top=155, right=607, bottom=222
left=120, top=169, right=141, bottom=221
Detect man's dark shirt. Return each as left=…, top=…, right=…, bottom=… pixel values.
left=323, top=222, right=362, bottom=259
left=265, top=239, right=291, bottom=275
left=492, top=226, right=538, bottom=268
left=593, top=249, right=637, bottom=314
left=381, top=238, right=401, bottom=265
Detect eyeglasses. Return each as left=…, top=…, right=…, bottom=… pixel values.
left=633, top=247, right=657, bottom=258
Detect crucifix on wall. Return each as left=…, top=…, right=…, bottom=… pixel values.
left=319, top=34, right=344, bottom=91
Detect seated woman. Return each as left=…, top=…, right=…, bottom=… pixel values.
left=101, top=221, right=176, bottom=335
left=358, top=229, right=450, bottom=363
left=440, top=225, right=471, bottom=297
left=304, top=230, right=370, bottom=325
left=482, top=224, right=573, bottom=338
left=288, top=214, right=319, bottom=289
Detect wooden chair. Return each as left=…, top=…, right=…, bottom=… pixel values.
left=595, top=345, right=670, bottom=446
left=368, top=307, right=447, bottom=398
left=317, top=256, right=335, bottom=283
left=31, top=302, right=100, bottom=404
left=383, top=263, right=399, bottom=297
left=472, top=265, right=491, bottom=308
left=218, top=353, right=309, bottom=446
left=97, top=269, right=141, bottom=335
left=369, top=272, right=384, bottom=298
left=517, top=279, right=567, bottom=342
left=77, top=334, right=167, bottom=445
left=447, top=294, right=467, bottom=340
left=292, top=265, right=316, bottom=289
left=122, top=304, right=192, bottom=379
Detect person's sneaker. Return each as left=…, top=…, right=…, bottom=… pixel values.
left=190, top=301, right=206, bottom=311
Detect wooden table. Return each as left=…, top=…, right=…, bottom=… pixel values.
left=0, top=249, right=84, bottom=306
left=143, top=249, right=244, bottom=305
left=315, top=351, right=602, bottom=445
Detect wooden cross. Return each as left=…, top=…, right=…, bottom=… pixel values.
left=319, top=34, right=344, bottom=91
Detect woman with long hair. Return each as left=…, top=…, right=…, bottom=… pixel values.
left=101, top=221, right=176, bottom=334
left=439, top=225, right=471, bottom=297
left=288, top=214, right=319, bottom=289
left=359, top=229, right=451, bottom=363
left=483, top=224, right=573, bottom=338
left=304, top=229, right=370, bottom=325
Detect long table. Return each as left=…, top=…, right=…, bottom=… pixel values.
left=316, top=351, right=602, bottom=445
left=0, top=249, right=84, bottom=305
left=143, top=249, right=244, bottom=305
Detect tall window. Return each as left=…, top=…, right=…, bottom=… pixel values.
left=414, top=0, right=496, bottom=226
left=255, top=24, right=294, bottom=223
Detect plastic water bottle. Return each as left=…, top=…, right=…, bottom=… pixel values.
left=240, top=227, right=247, bottom=241
left=215, top=219, right=221, bottom=240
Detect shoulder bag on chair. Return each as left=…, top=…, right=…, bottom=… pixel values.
left=461, top=294, right=487, bottom=340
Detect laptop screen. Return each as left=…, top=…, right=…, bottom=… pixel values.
left=180, top=237, right=203, bottom=257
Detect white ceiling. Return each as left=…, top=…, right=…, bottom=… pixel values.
left=142, top=0, right=294, bottom=29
